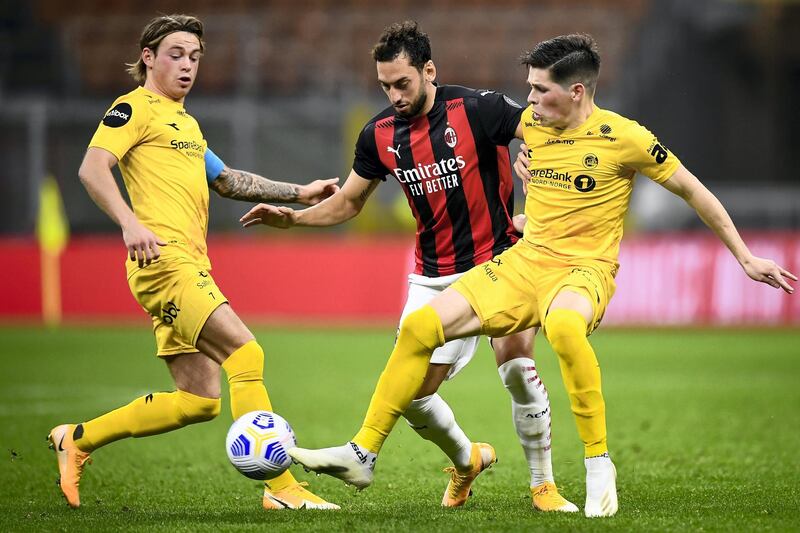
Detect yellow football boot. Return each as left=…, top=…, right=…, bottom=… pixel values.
left=262, top=481, right=340, bottom=510
left=531, top=481, right=579, bottom=512
left=48, top=424, right=92, bottom=508
left=441, top=442, right=496, bottom=507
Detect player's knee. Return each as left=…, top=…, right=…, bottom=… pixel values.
left=176, top=390, right=221, bottom=424
left=544, top=309, right=587, bottom=358
left=222, top=340, right=264, bottom=383
left=399, top=306, right=444, bottom=352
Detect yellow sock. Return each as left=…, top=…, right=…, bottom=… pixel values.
left=221, top=340, right=298, bottom=491
left=74, top=390, right=220, bottom=452
left=221, top=340, right=272, bottom=419
left=353, top=305, right=444, bottom=453
left=544, top=308, right=607, bottom=457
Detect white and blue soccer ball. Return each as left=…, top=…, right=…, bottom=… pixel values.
left=225, top=410, right=296, bottom=480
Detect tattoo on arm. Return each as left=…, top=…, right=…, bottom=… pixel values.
left=210, top=167, right=300, bottom=203
left=358, top=180, right=380, bottom=204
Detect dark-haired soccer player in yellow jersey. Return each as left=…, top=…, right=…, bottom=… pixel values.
left=286, top=33, right=797, bottom=518
left=48, top=14, right=339, bottom=511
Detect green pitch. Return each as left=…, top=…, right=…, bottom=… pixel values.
left=1, top=325, right=798, bottom=532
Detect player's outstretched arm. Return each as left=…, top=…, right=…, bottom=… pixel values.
left=78, top=147, right=166, bottom=267
left=240, top=170, right=379, bottom=229
left=210, top=166, right=339, bottom=205
left=660, top=165, right=797, bottom=293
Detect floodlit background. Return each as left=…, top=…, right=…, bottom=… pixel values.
left=1, top=3, right=799, bottom=531
left=1, top=0, right=799, bottom=324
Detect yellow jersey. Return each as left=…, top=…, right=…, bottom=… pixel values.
left=520, top=105, right=680, bottom=269
left=88, top=86, right=210, bottom=276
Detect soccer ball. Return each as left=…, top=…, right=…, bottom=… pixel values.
left=225, top=410, right=296, bottom=480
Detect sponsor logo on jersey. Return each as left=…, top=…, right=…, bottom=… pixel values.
left=444, top=127, right=458, bottom=148
left=393, top=156, right=467, bottom=197
left=386, top=144, right=401, bottom=158
left=177, top=110, right=189, bottom=118
left=583, top=153, right=599, bottom=169
left=171, top=139, right=204, bottom=151
left=171, top=139, right=205, bottom=160
left=102, top=103, right=132, bottom=128
left=479, top=90, right=494, bottom=96
left=599, top=124, right=612, bottom=135
left=574, top=174, right=596, bottom=192
left=648, top=139, right=669, bottom=164
left=545, top=138, right=575, bottom=145
left=392, top=156, right=466, bottom=184
left=529, top=168, right=572, bottom=182
left=166, top=122, right=180, bottom=131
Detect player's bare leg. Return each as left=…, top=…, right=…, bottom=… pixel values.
left=198, top=303, right=339, bottom=510
left=289, top=288, right=481, bottom=490
left=494, top=331, right=578, bottom=512
left=545, top=289, right=617, bottom=517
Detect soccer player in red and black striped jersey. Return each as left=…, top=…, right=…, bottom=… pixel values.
left=241, top=21, right=576, bottom=512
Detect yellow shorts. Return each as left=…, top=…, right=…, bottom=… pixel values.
left=127, top=258, right=228, bottom=357
left=451, top=242, right=616, bottom=337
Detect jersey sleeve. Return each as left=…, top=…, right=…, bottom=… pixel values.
left=475, top=90, right=525, bottom=145
left=618, top=121, right=681, bottom=183
left=88, top=97, right=148, bottom=160
left=352, top=123, right=388, bottom=181
left=204, top=147, right=225, bottom=184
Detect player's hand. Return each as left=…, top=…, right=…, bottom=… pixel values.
left=514, top=143, right=532, bottom=185
left=741, top=255, right=797, bottom=294
left=121, top=220, right=166, bottom=268
left=299, top=178, right=340, bottom=206
left=512, top=213, right=527, bottom=234
left=240, top=203, right=298, bottom=229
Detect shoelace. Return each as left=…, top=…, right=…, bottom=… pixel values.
left=443, top=466, right=473, bottom=497
left=69, top=452, right=92, bottom=488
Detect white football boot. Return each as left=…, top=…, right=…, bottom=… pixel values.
left=289, top=441, right=376, bottom=490
left=584, top=454, right=618, bottom=517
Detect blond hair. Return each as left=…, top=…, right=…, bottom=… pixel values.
left=126, top=14, right=205, bottom=83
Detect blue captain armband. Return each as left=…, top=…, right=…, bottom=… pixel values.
left=205, top=147, right=225, bottom=183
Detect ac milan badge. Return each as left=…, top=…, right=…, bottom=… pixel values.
left=444, top=127, right=458, bottom=148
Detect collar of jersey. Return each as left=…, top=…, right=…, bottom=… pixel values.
left=136, top=86, right=185, bottom=111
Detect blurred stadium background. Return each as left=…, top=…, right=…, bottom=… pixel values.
left=1, top=0, right=799, bottom=326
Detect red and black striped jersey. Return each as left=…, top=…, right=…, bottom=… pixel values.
left=354, top=84, right=523, bottom=277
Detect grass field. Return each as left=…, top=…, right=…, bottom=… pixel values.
left=1, top=325, right=799, bottom=532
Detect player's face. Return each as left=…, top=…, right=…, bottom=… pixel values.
left=526, top=67, right=577, bottom=129
left=377, top=54, right=435, bottom=118
left=143, top=31, right=202, bottom=102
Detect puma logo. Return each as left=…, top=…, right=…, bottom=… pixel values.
left=386, top=144, right=401, bottom=158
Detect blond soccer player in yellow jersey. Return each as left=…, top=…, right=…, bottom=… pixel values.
left=286, top=34, right=797, bottom=518
left=48, top=14, right=340, bottom=511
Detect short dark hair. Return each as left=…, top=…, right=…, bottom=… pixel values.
left=126, top=14, right=205, bottom=83
left=371, top=20, right=431, bottom=69
left=520, top=34, right=600, bottom=93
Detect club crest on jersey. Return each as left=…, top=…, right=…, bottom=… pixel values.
left=444, top=127, right=458, bottom=148
left=583, top=153, right=599, bottom=169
